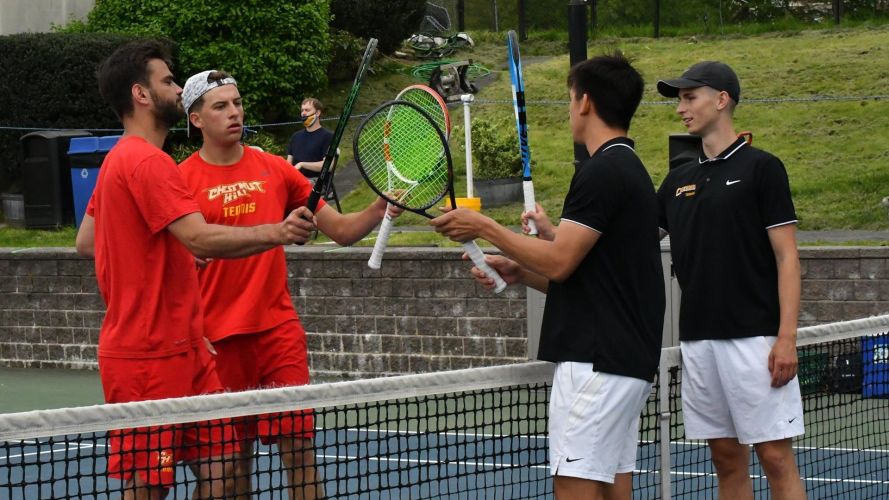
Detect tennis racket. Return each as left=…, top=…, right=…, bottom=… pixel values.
left=306, top=38, right=377, bottom=212
left=506, top=30, right=537, bottom=235
left=368, top=85, right=450, bottom=269
left=355, top=100, right=507, bottom=293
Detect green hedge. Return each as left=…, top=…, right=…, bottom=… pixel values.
left=463, top=118, right=523, bottom=180
left=73, top=0, right=330, bottom=122
left=0, top=32, right=144, bottom=192
left=331, top=0, right=427, bottom=54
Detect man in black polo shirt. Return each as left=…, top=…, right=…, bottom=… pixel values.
left=286, top=97, right=333, bottom=183
left=656, top=61, right=805, bottom=499
left=431, top=54, right=664, bottom=499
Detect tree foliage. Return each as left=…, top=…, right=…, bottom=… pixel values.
left=76, top=0, right=330, bottom=121
left=0, top=32, right=140, bottom=192
left=330, top=0, right=427, bottom=54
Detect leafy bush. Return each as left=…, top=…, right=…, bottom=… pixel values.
left=330, top=0, right=427, bottom=54
left=0, top=32, right=143, bottom=192
left=71, top=0, right=330, bottom=122
left=327, top=28, right=369, bottom=83
left=469, top=118, right=522, bottom=180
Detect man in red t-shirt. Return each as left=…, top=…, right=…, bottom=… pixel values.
left=178, top=70, right=397, bottom=499
left=75, top=42, right=315, bottom=499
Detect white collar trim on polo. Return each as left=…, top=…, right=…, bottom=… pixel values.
left=699, top=138, right=746, bottom=164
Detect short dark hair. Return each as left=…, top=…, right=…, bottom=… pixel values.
left=190, top=70, right=235, bottom=113
left=566, top=52, right=644, bottom=131
left=97, top=40, right=173, bottom=120
left=301, top=97, right=324, bottom=113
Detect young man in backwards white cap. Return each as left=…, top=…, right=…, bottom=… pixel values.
left=178, top=69, right=399, bottom=499
left=656, top=61, right=805, bottom=499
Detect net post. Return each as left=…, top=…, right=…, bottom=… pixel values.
left=658, top=355, right=674, bottom=500
left=461, top=93, right=475, bottom=198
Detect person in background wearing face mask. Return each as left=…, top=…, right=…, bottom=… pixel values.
left=285, top=97, right=332, bottom=183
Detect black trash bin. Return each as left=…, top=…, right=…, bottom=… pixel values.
left=668, top=134, right=701, bottom=170
left=20, top=130, right=92, bottom=228
left=68, top=136, right=121, bottom=228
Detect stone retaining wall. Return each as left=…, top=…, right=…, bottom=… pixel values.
left=1, top=246, right=887, bottom=380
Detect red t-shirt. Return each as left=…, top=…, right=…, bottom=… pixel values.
left=87, top=136, right=203, bottom=358
left=178, top=146, right=322, bottom=342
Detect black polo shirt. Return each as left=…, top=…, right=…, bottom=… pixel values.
left=657, top=138, right=797, bottom=341
left=537, top=137, right=665, bottom=383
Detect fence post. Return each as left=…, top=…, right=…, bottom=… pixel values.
left=493, top=0, right=500, bottom=32
left=461, top=94, right=476, bottom=198
left=568, top=0, right=589, bottom=165
left=833, top=0, right=843, bottom=24
left=590, top=0, right=598, bottom=34
left=654, top=0, right=661, bottom=38
left=457, top=0, right=465, bottom=31
left=518, top=0, right=528, bottom=41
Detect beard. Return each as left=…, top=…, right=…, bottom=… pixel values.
left=151, top=92, right=184, bottom=128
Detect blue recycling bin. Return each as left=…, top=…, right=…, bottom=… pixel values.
left=68, top=135, right=120, bottom=227
left=862, top=334, right=889, bottom=398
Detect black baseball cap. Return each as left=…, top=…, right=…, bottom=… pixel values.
left=657, top=61, right=741, bottom=103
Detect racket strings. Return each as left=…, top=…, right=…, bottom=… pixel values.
left=357, top=103, right=449, bottom=211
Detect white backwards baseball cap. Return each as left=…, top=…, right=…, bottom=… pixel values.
left=182, top=70, right=237, bottom=135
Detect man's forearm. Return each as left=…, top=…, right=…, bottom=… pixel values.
left=478, top=220, right=579, bottom=283
left=776, top=256, right=801, bottom=340
left=299, top=160, right=325, bottom=173
left=186, top=223, right=283, bottom=259
left=318, top=203, right=385, bottom=246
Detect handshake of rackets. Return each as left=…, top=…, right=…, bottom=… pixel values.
left=322, top=38, right=521, bottom=293
left=354, top=95, right=507, bottom=294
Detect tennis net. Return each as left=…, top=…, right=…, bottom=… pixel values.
left=1, top=315, right=888, bottom=498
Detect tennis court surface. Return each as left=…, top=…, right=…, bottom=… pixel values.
left=2, top=315, right=888, bottom=498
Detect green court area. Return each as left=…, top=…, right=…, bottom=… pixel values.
left=0, top=366, right=103, bottom=413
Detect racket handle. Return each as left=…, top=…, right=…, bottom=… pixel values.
left=523, top=180, right=538, bottom=236
left=462, top=241, right=507, bottom=294
left=368, top=210, right=394, bottom=269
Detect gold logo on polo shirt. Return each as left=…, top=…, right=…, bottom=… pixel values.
left=675, top=184, right=696, bottom=197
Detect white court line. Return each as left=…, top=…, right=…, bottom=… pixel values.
left=634, top=468, right=889, bottom=486
left=6, top=432, right=888, bottom=488
left=643, top=439, right=889, bottom=454
left=3, top=442, right=105, bottom=461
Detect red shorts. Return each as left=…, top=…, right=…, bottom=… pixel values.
left=99, top=345, right=239, bottom=486
left=213, top=319, right=314, bottom=444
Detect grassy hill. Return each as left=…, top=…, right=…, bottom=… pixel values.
left=337, top=24, right=889, bottom=235
left=4, top=24, right=889, bottom=247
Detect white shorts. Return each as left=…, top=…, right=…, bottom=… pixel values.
left=681, top=337, right=805, bottom=445
left=549, top=362, right=652, bottom=483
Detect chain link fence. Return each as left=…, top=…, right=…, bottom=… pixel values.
left=425, top=0, right=889, bottom=35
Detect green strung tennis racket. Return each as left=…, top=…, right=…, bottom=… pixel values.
left=368, top=85, right=450, bottom=269
left=354, top=100, right=506, bottom=293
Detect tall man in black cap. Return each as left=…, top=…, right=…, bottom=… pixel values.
left=656, top=61, right=805, bottom=499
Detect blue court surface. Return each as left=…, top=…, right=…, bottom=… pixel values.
left=3, top=429, right=888, bottom=498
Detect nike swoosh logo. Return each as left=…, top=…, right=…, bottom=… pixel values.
left=566, top=457, right=584, bottom=463
left=788, top=417, right=797, bottom=424
left=726, top=180, right=742, bottom=186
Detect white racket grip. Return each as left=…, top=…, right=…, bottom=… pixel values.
left=523, top=180, right=538, bottom=236
left=368, top=211, right=394, bottom=269
left=462, top=240, right=507, bottom=294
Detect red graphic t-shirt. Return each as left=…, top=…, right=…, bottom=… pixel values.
left=178, top=146, right=321, bottom=341
left=87, top=136, right=203, bottom=358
